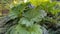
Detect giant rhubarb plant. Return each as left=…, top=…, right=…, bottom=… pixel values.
left=5, top=0, right=60, bottom=34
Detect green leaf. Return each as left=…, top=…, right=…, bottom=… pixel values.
left=6, top=24, right=43, bottom=34
left=23, top=8, right=47, bottom=22
left=8, top=3, right=29, bottom=19
left=18, top=17, right=34, bottom=27
left=29, top=0, right=50, bottom=6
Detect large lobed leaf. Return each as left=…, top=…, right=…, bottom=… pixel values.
left=5, top=24, right=43, bottom=34
left=8, top=3, right=30, bottom=19
left=29, top=0, right=50, bottom=6
left=23, top=8, right=47, bottom=22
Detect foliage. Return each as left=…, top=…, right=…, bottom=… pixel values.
left=0, top=0, right=60, bottom=34
left=5, top=0, right=47, bottom=34
left=6, top=24, right=43, bottom=34
left=30, top=0, right=50, bottom=6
